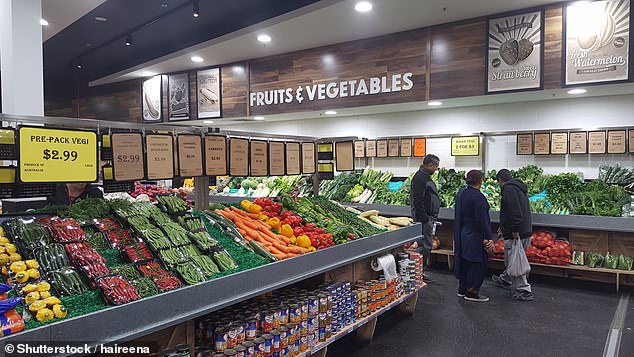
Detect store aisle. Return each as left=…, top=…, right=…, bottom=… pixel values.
left=328, top=270, right=628, bottom=357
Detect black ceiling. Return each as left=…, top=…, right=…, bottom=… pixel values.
left=43, top=0, right=322, bottom=99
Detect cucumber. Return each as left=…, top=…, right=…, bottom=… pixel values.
left=249, top=240, right=277, bottom=262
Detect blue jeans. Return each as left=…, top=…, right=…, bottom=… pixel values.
left=500, top=238, right=532, bottom=293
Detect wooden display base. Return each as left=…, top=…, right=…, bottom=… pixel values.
left=431, top=247, right=634, bottom=291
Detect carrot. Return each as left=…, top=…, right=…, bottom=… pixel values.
left=230, top=206, right=250, bottom=217
left=246, top=213, right=260, bottom=219
left=272, top=253, right=287, bottom=260
left=268, top=246, right=285, bottom=255
left=272, top=242, right=307, bottom=255
left=278, top=235, right=291, bottom=245
left=237, top=228, right=248, bottom=237
left=217, top=208, right=235, bottom=221
left=243, top=220, right=261, bottom=231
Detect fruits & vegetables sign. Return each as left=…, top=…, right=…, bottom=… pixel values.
left=168, top=73, right=190, bottom=121
left=487, top=10, right=544, bottom=93
left=564, top=0, right=630, bottom=85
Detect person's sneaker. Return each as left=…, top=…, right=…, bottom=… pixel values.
left=464, top=294, right=490, bottom=302
left=492, top=275, right=512, bottom=290
left=457, top=290, right=465, bottom=297
left=422, top=274, right=435, bottom=284
left=507, top=290, right=533, bottom=301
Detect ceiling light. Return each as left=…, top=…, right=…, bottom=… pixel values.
left=95, top=17, right=107, bottom=22
left=324, top=110, right=337, bottom=115
left=125, top=33, right=133, bottom=46
left=253, top=116, right=265, bottom=121
left=567, top=88, right=587, bottom=94
left=140, top=71, right=156, bottom=77
left=40, top=19, right=49, bottom=26
left=355, top=1, right=373, bottom=12
left=75, top=59, right=83, bottom=69
left=203, top=120, right=214, bottom=124
left=257, top=34, right=272, bottom=43
left=191, top=56, right=204, bottom=63
left=193, top=0, right=199, bottom=17
left=428, top=101, right=443, bottom=106
left=161, top=3, right=168, bottom=7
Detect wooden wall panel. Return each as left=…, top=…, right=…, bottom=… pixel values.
left=430, top=21, right=486, bottom=99
left=221, top=62, right=248, bottom=118
left=569, top=229, right=609, bottom=253
left=248, top=28, right=427, bottom=115
left=608, top=232, right=634, bottom=256
left=543, top=5, right=563, bottom=90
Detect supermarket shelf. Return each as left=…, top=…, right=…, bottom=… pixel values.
left=208, top=195, right=248, bottom=204
left=343, top=203, right=634, bottom=233
left=430, top=247, right=634, bottom=291
left=0, top=225, right=422, bottom=349
left=301, top=286, right=425, bottom=357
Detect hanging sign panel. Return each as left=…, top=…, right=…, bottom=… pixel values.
left=112, top=133, right=145, bottom=181
left=534, top=133, right=550, bottom=155
left=564, top=0, right=631, bottom=85
left=250, top=140, right=269, bottom=177
left=354, top=140, right=365, bottom=158
left=451, top=136, right=480, bottom=156
left=487, top=10, right=543, bottom=93
left=178, top=135, right=203, bottom=177
left=377, top=140, right=388, bottom=157
left=19, top=127, right=98, bottom=183
left=629, top=129, right=634, bottom=153
left=302, top=143, right=316, bottom=174
left=286, top=142, right=301, bottom=175
left=168, top=73, right=190, bottom=121
left=142, top=76, right=162, bottom=122
left=516, top=134, right=533, bottom=155
left=145, top=134, right=174, bottom=179
left=229, top=138, right=249, bottom=176
left=269, top=142, right=285, bottom=176
left=608, top=130, right=627, bottom=153
left=365, top=140, right=377, bottom=158
left=173, top=135, right=180, bottom=177
left=205, top=135, right=227, bottom=176
left=551, top=132, right=569, bottom=154
left=588, top=131, right=607, bottom=153
left=413, top=138, right=427, bottom=157
left=196, top=67, right=221, bottom=119
left=400, top=138, right=412, bottom=157
left=569, top=131, right=588, bottom=154
left=335, top=141, right=354, bottom=172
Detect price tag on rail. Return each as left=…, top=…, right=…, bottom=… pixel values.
left=19, top=127, right=98, bottom=183
left=112, top=133, right=145, bottom=181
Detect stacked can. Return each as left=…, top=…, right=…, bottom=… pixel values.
left=408, top=251, right=425, bottom=288
left=397, top=255, right=417, bottom=293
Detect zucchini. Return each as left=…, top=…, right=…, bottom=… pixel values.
left=249, top=240, right=277, bottom=262
left=389, top=217, right=412, bottom=227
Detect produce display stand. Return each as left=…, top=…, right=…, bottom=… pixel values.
left=0, top=224, right=422, bottom=350
left=344, top=203, right=634, bottom=290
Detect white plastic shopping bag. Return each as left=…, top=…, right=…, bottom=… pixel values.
left=508, top=238, right=531, bottom=277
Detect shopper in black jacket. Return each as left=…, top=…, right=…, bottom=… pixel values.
left=492, top=169, right=533, bottom=301
left=410, top=154, right=440, bottom=282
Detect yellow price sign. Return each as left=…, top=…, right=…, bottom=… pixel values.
left=451, top=136, right=480, bottom=156
left=19, top=127, right=98, bottom=183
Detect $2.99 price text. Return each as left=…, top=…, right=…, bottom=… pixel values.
left=117, top=155, right=141, bottom=163
left=42, top=149, right=78, bottom=161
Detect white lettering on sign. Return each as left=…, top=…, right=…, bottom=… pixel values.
left=249, top=73, right=414, bottom=107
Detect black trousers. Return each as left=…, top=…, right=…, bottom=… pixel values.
left=458, top=258, right=487, bottom=296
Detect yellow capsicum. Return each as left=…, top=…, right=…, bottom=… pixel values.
left=248, top=203, right=262, bottom=214
left=268, top=217, right=281, bottom=230
left=280, top=224, right=294, bottom=238
left=240, top=200, right=252, bottom=211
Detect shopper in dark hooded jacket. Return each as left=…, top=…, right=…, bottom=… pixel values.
left=454, top=170, right=494, bottom=302
left=492, top=169, right=533, bottom=301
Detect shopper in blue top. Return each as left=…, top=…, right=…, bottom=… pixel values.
left=454, top=170, right=494, bottom=302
